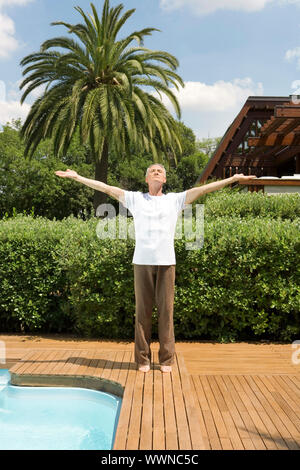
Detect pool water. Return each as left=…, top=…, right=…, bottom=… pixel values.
left=0, top=370, right=122, bottom=450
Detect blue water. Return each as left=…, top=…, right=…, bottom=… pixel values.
left=0, top=369, right=122, bottom=450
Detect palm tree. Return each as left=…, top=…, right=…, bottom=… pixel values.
left=19, top=0, right=184, bottom=211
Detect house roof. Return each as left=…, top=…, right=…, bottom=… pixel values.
left=195, top=96, right=298, bottom=184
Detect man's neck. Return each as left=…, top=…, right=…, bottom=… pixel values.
left=149, top=188, right=163, bottom=196
left=148, top=183, right=164, bottom=196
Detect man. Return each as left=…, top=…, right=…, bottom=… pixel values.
left=55, top=165, right=257, bottom=373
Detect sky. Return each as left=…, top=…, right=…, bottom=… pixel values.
left=1, top=0, right=300, bottom=139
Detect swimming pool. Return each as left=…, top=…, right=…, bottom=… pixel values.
left=0, top=369, right=122, bottom=450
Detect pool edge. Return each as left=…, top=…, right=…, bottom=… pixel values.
left=10, top=372, right=124, bottom=398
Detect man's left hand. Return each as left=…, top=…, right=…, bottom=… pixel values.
left=232, top=173, right=258, bottom=183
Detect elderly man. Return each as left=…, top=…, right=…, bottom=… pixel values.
left=55, top=165, right=256, bottom=373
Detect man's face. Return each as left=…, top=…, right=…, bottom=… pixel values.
left=145, top=165, right=167, bottom=185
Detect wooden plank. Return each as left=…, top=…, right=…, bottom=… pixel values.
left=73, top=349, right=94, bottom=377
left=276, top=106, right=300, bottom=118
left=18, top=349, right=49, bottom=375
left=214, top=376, right=251, bottom=444
left=153, top=351, right=165, bottom=450
left=117, top=351, right=131, bottom=389
left=281, top=375, right=300, bottom=396
left=260, top=117, right=286, bottom=135
left=252, top=375, right=300, bottom=431
left=83, top=350, right=109, bottom=378
left=176, top=355, right=206, bottom=450
left=249, top=132, right=300, bottom=147
left=267, top=376, right=300, bottom=416
left=101, top=351, right=118, bottom=381
left=249, top=376, right=300, bottom=449
left=221, top=375, right=276, bottom=450
left=287, top=375, right=300, bottom=389
left=195, top=376, right=222, bottom=449
left=93, top=351, right=116, bottom=379
left=113, top=358, right=137, bottom=450
left=240, top=375, right=296, bottom=450
left=230, top=376, right=270, bottom=450
left=33, top=349, right=61, bottom=375
left=190, top=375, right=210, bottom=450
left=60, top=349, right=87, bottom=376
left=5, top=337, right=300, bottom=378
left=75, top=349, right=98, bottom=378
left=126, top=364, right=144, bottom=450
left=9, top=349, right=40, bottom=375
left=139, top=358, right=153, bottom=450
left=171, top=354, right=192, bottom=450
left=110, top=350, right=126, bottom=384
left=207, top=375, right=244, bottom=450
left=220, top=438, right=233, bottom=450
left=199, top=375, right=228, bottom=439
left=163, top=366, right=178, bottom=450
left=49, top=349, right=78, bottom=376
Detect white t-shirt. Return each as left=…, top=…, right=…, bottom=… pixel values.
left=123, top=190, right=188, bottom=265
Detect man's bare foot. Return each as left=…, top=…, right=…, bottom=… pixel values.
left=160, top=365, right=172, bottom=373
left=138, top=364, right=150, bottom=373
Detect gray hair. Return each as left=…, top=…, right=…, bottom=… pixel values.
left=146, top=163, right=166, bottom=177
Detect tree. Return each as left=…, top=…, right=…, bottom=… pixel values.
left=19, top=0, right=184, bottom=213
left=196, top=136, right=221, bottom=158
left=0, top=119, right=94, bottom=219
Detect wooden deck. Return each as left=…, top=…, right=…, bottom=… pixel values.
left=8, top=348, right=205, bottom=450
left=2, top=336, right=300, bottom=450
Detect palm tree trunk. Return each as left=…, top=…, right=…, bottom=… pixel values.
left=93, top=138, right=108, bottom=215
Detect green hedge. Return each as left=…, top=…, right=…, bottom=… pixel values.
left=0, top=190, right=299, bottom=342
left=196, top=187, right=300, bottom=219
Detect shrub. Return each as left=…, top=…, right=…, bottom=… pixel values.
left=0, top=191, right=299, bottom=342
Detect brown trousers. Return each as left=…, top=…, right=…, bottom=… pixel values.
left=133, top=264, right=176, bottom=367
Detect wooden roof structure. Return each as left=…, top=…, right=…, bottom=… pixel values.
left=196, top=96, right=300, bottom=191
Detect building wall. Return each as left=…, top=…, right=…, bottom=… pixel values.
left=264, top=185, right=300, bottom=195
left=241, top=185, right=300, bottom=194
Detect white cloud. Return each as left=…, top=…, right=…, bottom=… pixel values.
left=0, top=13, right=18, bottom=58
left=0, top=79, right=39, bottom=127
left=0, top=1, right=33, bottom=7
left=160, top=0, right=273, bottom=15
left=285, top=46, right=300, bottom=68
left=0, top=80, right=5, bottom=101
left=175, top=78, right=263, bottom=111
left=0, top=99, right=30, bottom=126
left=160, top=0, right=300, bottom=15
left=154, top=77, right=263, bottom=138
left=7, top=78, right=46, bottom=101
left=0, top=0, right=34, bottom=58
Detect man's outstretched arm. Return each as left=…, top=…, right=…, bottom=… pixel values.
left=185, top=173, right=257, bottom=204
left=55, top=168, right=125, bottom=204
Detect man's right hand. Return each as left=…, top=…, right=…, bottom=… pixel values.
left=55, top=168, right=78, bottom=179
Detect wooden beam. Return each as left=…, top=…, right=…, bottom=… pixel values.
left=274, top=145, right=300, bottom=166
left=260, top=117, right=286, bottom=135
left=297, top=154, right=300, bottom=173
left=249, top=133, right=300, bottom=147
left=247, top=145, right=283, bottom=159
left=222, top=158, right=275, bottom=167
left=275, top=106, right=300, bottom=118
left=279, top=118, right=300, bottom=134
left=195, top=104, right=251, bottom=184
left=248, top=134, right=284, bottom=146
left=240, top=179, right=300, bottom=186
